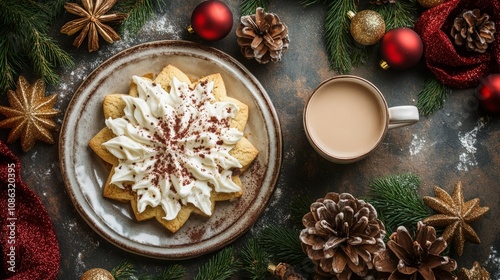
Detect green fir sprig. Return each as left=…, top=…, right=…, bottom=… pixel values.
left=115, top=0, right=167, bottom=35
left=371, top=0, right=418, bottom=30
left=194, top=247, right=240, bottom=280
left=240, top=0, right=271, bottom=16
left=364, top=173, right=433, bottom=235
left=0, top=0, right=74, bottom=93
left=259, top=226, right=307, bottom=266
left=143, top=264, right=186, bottom=280
left=240, top=238, right=271, bottom=280
left=417, top=76, right=451, bottom=116
left=111, top=261, right=138, bottom=280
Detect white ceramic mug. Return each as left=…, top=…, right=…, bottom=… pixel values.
left=303, top=75, right=419, bottom=163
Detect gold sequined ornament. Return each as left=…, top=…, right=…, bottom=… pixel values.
left=0, top=76, right=60, bottom=152
left=80, top=268, right=114, bottom=280
left=347, top=10, right=386, bottom=46
left=458, top=261, right=490, bottom=280
left=422, top=181, right=489, bottom=256
left=417, top=0, right=444, bottom=9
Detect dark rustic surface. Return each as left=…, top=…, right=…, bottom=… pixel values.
left=2, top=0, right=499, bottom=278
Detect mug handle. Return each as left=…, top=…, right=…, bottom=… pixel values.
left=388, top=106, right=419, bottom=129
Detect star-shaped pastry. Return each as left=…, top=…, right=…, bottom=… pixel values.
left=458, top=261, right=490, bottom=280
left=422, top=181, right=489, bottom=256
left=0, top=76, right=60, bottom=152
left=89, top=65, right=259, bottom=233
left=60, top=0, right=127, bottom=52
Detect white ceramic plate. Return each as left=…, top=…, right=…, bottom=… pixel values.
left=59, top=40, right=282, bottom=259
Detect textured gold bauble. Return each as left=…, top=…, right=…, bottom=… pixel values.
left=80, top=268, right=114, bottom=280
left=348, top=10, right=386, bottom=45
left=417, top=0, right=444, bottom=9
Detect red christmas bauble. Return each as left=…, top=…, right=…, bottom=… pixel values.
left=477, top=74, right=500, bottom=113
left=379, top=27, right=423, bottom=70
left=189, top=0, right=233, bottom=41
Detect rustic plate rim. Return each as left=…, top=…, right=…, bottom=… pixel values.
left=58, top=40, right=282, bottom=259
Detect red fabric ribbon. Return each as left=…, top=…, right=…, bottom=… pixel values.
left=415, top=0, right=500, bottom=88
left=0, top=141, right=59, bottom=279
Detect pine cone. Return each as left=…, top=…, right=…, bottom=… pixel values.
left=299, top=193, right=386, bottom=280
left=373, top=221, right=457, bottom=280
left=451, top=9, right=496, bottom=53
left=236, top=7, right=289, bottom=64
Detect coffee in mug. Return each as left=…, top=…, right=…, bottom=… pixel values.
left=303, top=75, right=419, bottom=163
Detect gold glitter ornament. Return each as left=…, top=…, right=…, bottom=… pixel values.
left=347, top=10, right=386, bottom=46
left=80, top=268, right=114, bottom=280
left=422, top=181, right=489, bottom=256
left=418, top=0, right=444, bottom=9
left=0, top=76, right=60, bottom=152
left=458, top=261, right=490, bottom=280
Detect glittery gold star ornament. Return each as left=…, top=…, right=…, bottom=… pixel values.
left=458, top=261, right=490, bottom=280
left=0, top=76, right=60, bottom=152
left=422, top=181, right=489, bottom=256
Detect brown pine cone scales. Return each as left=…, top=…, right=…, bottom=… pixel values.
left=236, top=7, right=289, bottom=64
left=373, top=222, right=457, bottom=280
left=451, top=9, right=496, bottom=53
left=299, top=192, right=386, bottom=279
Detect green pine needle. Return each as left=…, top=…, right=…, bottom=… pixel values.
left=259, top=226, right=306, bottom=266
left=299, top=0, right=328, bottom=7
left=0, top=0, right=73, bottom=93
left=351, top=46, right=371, bottom=68
left=324, top=0, right=358, bottom=74
left=29, top=29, right=74, bottom=85
left=364, top=173, right=433, bottom=235
left=117, top=0, right=166, bottom=35
left=417, top=77, right=450, bottom=116
left=240, top=0, right=271, bottom=16
left=194, top=247, right=239, bottom=280
left=289, top=195, right=313, bottom=228
left=299, top=0, right=357, bottom=73
left=371, top=0, right=419, bottom=30
left=111, top=261, right=137, bottom=280
left=151, top=264, right=185, bottom=280
left=239, top=238, right=270, bottom=280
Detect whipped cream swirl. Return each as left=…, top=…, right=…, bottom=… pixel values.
left=103, top=76, right=243, bottom=220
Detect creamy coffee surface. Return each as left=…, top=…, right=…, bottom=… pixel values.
left=305, top=80, right=386, bottom=158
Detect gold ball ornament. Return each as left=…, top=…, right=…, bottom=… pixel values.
left=417, top=0, right=444, bottom=8
left=80, top=268, right=114, bottom=280
left=348, top=10, right=386, bottom=45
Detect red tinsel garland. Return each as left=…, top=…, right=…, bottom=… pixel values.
left=415, top=0, right=500, bottom=88
left=0, top=141, right=59, bottom=280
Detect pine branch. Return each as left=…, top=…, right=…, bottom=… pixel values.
left=259, top=226, right=306, bottom=266
left=323, top=0, right=358, bottom=74
left=371, top=0, right=419, bottom=30
left=240, top=0, right=271, bottom=16
left=289, top=195, right=312, bottom=228
left=239, top=238, right=270, bottom=280
left=299, top=0, right=329, bottom=7
left=34, top=0, right=68, bottom=24
left=118, top=0, right=166, bottom=35
left=364, top=173, right=433, bottom=235
left=0, top=35, right=22, bottom=94
left=351, top=46, right=371, bottom=68
left=0, top=0, right=73, bottom=92
left=111, top=261, right=137, bottom=280
left=151, top=264, right=185, bottom=280
left=194, top=247, right=239, bottom=280
left=29, top=29, right=74, bottom=85
left=417, top=77, right=450, bottom=116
